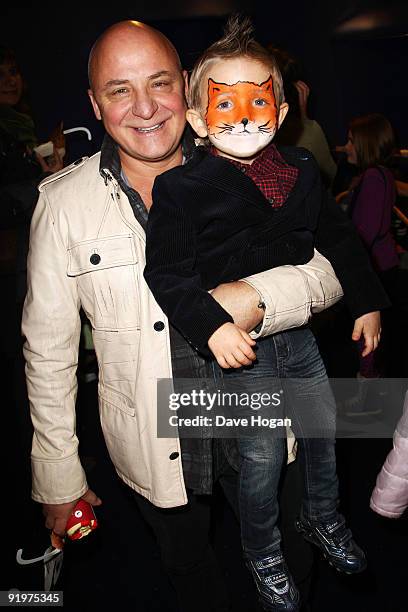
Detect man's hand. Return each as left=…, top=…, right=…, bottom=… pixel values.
left=208, top=322, right=256, bottom=369
left=211, top=281, right=263, bottom=333
left=352, top=311, right=381, bottom=357
left=43, top=488, right=102, bottom=539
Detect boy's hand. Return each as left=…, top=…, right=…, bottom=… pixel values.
left=208, top=322, right=257, bottom=369
left=352, top=311, right=381, bottom=357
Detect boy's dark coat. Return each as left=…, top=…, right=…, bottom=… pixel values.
left=145, top=146, right=389, bottom=351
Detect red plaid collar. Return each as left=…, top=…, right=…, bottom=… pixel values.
left=210, top=143, right=298, bottom=207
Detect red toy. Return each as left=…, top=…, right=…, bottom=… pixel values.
left=50, top=500, right=98, bottom=550
left=66, top=499, right=98, bottom=540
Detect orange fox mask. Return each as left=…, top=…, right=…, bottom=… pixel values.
left=203, top=76, right=279, bottom=158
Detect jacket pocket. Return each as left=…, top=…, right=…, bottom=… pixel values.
left=98, top=383, right=150, bottom=489
left=67, top=235, right=140, bottom=331
left=98, top=383, right=135, bottom=416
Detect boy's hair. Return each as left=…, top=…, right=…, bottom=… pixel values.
left=349, top=113, right=396, bottom=171
left=188, top=15, right=284, bottom=111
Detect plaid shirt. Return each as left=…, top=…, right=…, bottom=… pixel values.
left=211, top=143, right=298, bottom=207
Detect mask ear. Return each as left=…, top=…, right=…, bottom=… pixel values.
left=208, top=78, right=222, bottom=97
left=186, top=109, right=208, bottom=138
left=277, top=102, right=289, bottom=129
left=260, top=76, right=274, bottom=91
left=88, top=90, right=102, bottom=121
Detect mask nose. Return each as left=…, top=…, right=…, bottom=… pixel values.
left=241, top=118, right=249, bottom=127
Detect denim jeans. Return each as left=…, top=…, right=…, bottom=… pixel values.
left=220, top=326, right=339, bottom=561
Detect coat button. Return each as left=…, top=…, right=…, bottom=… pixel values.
left=154, top=321, right=165, bottom=331
left=169, top=452, right=179, bottom=460
left=90, top=253, right=101, bottom=265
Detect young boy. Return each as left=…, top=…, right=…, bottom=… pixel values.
left=144, top=16, right=383, bottom=612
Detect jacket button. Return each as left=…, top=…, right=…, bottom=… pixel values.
left=169, top=452, right=179, bottom=460
left=154, top=321, right=165, bottom=331
left=90, top=253, right=101, bottom=265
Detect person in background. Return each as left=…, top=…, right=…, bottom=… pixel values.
left=0, top=44, right=63, bottom=417
left=0, top=45, right=63, bottom=295
left=339, top=114, right=408, bottom=385
left=370, top=389, right=408, bottom=518
left=268, top=46, right=337, bottom=188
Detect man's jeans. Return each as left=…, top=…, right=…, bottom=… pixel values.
left=220, top=326, right=339, bottom=562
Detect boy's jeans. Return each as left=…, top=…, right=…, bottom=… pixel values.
left=220, top=326, right=339, bottom=561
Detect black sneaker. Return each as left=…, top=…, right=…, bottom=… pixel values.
left=246, top=551, right=300, bottom=611
left=295, top=515, right=367, bottom=574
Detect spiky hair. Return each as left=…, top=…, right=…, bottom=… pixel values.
left=188, top=14, right=284, bottom=111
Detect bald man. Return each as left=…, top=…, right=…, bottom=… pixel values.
left=22, top=20, right=387, bottom=612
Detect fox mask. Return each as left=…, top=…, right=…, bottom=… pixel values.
left=204, top=76, right=279, bottom=158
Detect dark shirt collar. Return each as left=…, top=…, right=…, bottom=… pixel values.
left=99, top=127, right=196, bottom=230
left=210, top=142, right=283, bottom=169
left=99, top=132, right=121, bottom=182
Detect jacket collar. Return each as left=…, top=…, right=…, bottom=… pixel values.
left=184, top=145, right=319, bottom=211
left=99, top=128, right=196, bottom=180
left=98, top=128, right=197, bottom=230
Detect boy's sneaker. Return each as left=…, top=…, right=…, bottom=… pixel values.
left=295, top=515, right=367, bottom=574
left=246, top=551, right=300, bottom=611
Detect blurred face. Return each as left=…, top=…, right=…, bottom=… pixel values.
left=88, top=27, right=188, bottom=165
left=0, top=62, right=23, bottom=107
left=345, top=131, right=358, bottom=165
left=190, top=57, right=287, bottom=161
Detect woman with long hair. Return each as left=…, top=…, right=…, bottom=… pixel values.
left=345, top=114, right=399, bottom=273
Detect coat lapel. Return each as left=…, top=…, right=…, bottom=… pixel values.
left=186, top=146, right=316, bottom=214
left=187, top=148, right=270, bottom=210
